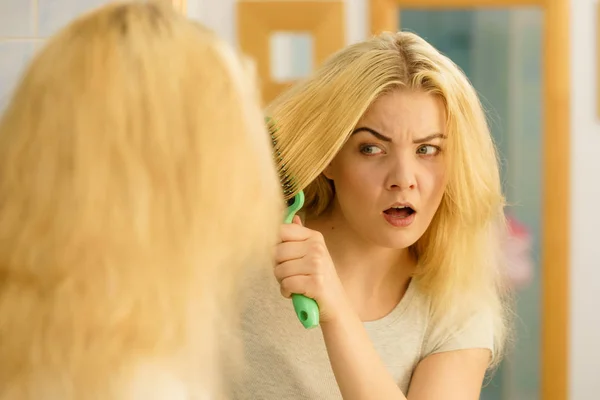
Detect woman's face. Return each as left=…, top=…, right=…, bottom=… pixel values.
left=324, top=89, right=447, bottom=249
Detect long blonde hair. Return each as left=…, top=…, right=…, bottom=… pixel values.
left=267, top=31, right=511, bottom=366
left=0, top=1, right=281, bottom=398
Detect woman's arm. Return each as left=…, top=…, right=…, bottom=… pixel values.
left=407, top=349, right=491, bottom=400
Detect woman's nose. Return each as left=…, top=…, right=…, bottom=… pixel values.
left=385, top=157, right=416, bottom=191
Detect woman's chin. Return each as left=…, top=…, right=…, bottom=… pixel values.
left=368, top=231, right=420, bottom=250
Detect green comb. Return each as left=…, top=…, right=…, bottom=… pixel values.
left=267, top=117, right=320, bottom=330
left=284, top=190, right=304, bottom=224
left=283, top=191, right=320, bottom=329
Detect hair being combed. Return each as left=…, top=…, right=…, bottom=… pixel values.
left=267, top=31, right=512, bottom=367
left=0, top=2, right=281, bottom=399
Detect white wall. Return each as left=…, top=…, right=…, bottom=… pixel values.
left=188, top=0, right=237, bottom=46
left=570, top=0, right=600, bottom=398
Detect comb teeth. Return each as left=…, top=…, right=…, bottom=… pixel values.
left=268, top=118, right=297, bottom=198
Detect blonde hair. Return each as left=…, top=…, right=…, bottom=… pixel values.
left=267, top=31, right=511, bottom=366
left=0, top=1, right=281, bottom=398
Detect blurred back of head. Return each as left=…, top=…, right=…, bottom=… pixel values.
left=0, top=1, right=281, bottom=399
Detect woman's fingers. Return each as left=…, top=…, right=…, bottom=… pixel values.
left=278, top=222, right=313, bottom=243
left=279, top=275, right=314, bottom=299
left=274, top=258, right=311, bottom=283
left=274, top=240, right=307, bottom=263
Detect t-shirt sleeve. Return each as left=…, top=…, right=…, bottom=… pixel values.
left=422, top=310, right=495, bottom=359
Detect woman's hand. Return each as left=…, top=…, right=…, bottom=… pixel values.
left=274, top=215, right=349, bottom=324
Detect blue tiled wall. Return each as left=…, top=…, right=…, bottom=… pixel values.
left=0, top=0, right=111, bottom=110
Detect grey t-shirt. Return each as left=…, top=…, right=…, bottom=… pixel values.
left=228, top=268, right=493, bottom=399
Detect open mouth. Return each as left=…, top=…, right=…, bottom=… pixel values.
left=383, top=206, right=415, bottom=219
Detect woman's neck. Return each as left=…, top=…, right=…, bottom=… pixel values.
left=304, top=206, right=415, bottom=320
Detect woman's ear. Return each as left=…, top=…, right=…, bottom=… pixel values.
left=322, top=163, right=334, bottom=180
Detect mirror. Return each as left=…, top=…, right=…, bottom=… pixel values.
left=400, top=8, right=543, bottom=400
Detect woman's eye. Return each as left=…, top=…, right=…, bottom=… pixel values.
left=360, top=145, right=383, bottom=155
left=416, top=144, right=440, bottom=156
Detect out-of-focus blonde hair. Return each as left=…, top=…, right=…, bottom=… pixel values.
left=0, top=1, right=281, bottom=398
left=267, top=31, right=511, bottom=367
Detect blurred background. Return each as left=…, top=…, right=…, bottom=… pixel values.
left=0, top=0, right=597, bottom=399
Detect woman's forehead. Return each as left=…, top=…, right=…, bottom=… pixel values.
left=357, top=90, right=446, bottom=136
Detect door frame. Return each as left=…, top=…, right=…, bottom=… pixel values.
left=170, top=0, right=187, bottom=14
left=370, top=1, right=570, bottom=399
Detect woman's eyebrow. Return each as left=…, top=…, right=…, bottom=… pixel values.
left=352, top=127, right=446, bottom=144
left=413, top=133, right=446, bottom=144
left=351, top=127, right=391, bottom=142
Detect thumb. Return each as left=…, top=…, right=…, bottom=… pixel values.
left=292, top=215, right=303, bottom=226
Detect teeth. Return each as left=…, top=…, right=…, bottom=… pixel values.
left=393, top=206, right=407, bottom=209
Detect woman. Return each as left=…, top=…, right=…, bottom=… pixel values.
left=231, top=31, right=511, bottom=399
left=0, top=2, right=281, bottom=399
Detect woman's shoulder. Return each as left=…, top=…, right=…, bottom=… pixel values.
left=412, top=282, right=496, bottom=359
left=378, top=279, right=495, bottom=360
